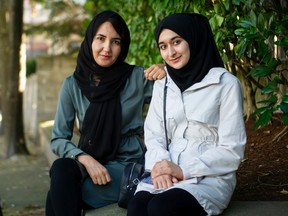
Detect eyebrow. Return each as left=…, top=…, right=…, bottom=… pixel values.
left=158, top=35, right=182, bottom=45
left=95, top=33, right=121, bottom=40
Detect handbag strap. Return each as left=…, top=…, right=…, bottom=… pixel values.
left=163, top=77, right=169, bottom=149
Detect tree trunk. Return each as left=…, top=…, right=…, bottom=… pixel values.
left=0, top=0, right=9, bottom=158
left=0, top=0, right=28, bottom=158
left=243, top=78, right=256, bottom=121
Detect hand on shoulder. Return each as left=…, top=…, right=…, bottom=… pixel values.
left=144, top=64, right=166, bottom=80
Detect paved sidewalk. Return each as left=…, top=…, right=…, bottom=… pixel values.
left=1, top=125, right=287, bottom=216
left=0, top=154, right=49, bottom=216
left=1, top=152, right=288, bottom=216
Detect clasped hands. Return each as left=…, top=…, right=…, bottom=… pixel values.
left=150, top=160, right=184, bottom=190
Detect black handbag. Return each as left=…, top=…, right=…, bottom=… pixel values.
left=118, top=162, right=149, bottom=208
left=118, top=77, right=169, bottom=209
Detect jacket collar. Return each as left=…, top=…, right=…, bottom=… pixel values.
left=166, top=67, right=228, bottom=93
left=189, top=67, right=227, bottom=90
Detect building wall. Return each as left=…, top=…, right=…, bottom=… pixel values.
left=24, top=55, right=76, bottom=150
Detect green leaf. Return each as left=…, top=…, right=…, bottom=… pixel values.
left=223, top=1, right=230, bottom=10
left=257, top=13, right=265, bottom=31
left=261, top=82, right=278, bottom=94
left=209, top=17, right=218, bottom=31
left=274, top=76, right=285, bottom=85
left=283, top=114, right=288, bottom=126
left=257, top=40, right=269, bottom=57
left=235, top=38, right=248, bottom=57
left=234, top=28, right=246, bottom=36
left=250, top=10, right=257, bottom=27
left=249, top=66, right=272, bottom=77
left=215, top=15, right=224, bottom=27
left=253, top=106, right=268, bottom=115
left=280, top=102, right=288, bottom=113
left=267, top=57, right=280, bottom=69
left=257, top=95, right=278, bottom=105
left=282, top=95, right=288, bottom=104
left=254, top=110, right=273, bottom=129
left=233, top=0, right=241, bottom=5
left=268, top=15, right=274, bottom=27
left=244, top=27, right=257, bottom=39
left=239, top=19, right=254, bottom=28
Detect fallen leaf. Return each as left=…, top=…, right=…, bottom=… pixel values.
left=258, top=172, right=270, bottom=176
left=280, top=189, right=288, bottom=195
left=241, top=158, right=248, bottom=163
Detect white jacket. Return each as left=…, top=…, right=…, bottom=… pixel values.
left=136, top=67, right=246, bottom=215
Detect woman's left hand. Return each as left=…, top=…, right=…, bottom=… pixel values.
left=144, top=64, right=166, bottom=80
left=151, top=160, right=184, bottom=181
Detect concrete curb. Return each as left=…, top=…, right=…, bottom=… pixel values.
left=221, top=201, right=288, bottom=215
left=84, top=201, right=288, bottom=216
left=39, top=124, right=288, bottom=216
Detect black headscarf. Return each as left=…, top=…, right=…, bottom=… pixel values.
left=154, top=13, right=224, bottom=92
left=73, top=10, right=134, bottom=164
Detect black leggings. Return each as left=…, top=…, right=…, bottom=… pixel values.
left=45, top=158, right=92, bottom=216
left=127, top=188, right=207, bottom=216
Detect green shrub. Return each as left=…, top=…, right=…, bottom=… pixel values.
left=26, top=58, right=36, bottom=77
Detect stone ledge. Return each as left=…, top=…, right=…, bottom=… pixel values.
left=38, top=120, right=57, bottom=166
left=221, top=201, right=288, bottom=215
left=38, top=123, right=288, bottom=216
left=38, top=120, right=79, bottom=166
left=84, top=201, right=288, bottom=216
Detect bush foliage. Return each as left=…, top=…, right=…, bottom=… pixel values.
left=32, top=0, right=288, bottom=129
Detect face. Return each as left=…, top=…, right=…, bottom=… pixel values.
left=158, top=29, right=190, bottom=69
left=92, top=21, right=121, bottom=67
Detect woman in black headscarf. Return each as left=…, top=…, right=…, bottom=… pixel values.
left=128, top=13, right=246, bottom=216
left=45, top=10, right=165, bottom=215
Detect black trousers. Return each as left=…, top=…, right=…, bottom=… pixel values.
left=127, top=188, right=207, bottom=216
left=45, top=158, right=91, bottom=216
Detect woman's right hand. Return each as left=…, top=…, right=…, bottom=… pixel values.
left=152, top=174, right=174, bottom=189
left=144, top=64, right=166, bottom=80
left=77, top=154, right=111, bottom=185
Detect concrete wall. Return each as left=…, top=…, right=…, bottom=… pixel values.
left=24, top=55, right=76, bottom=152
